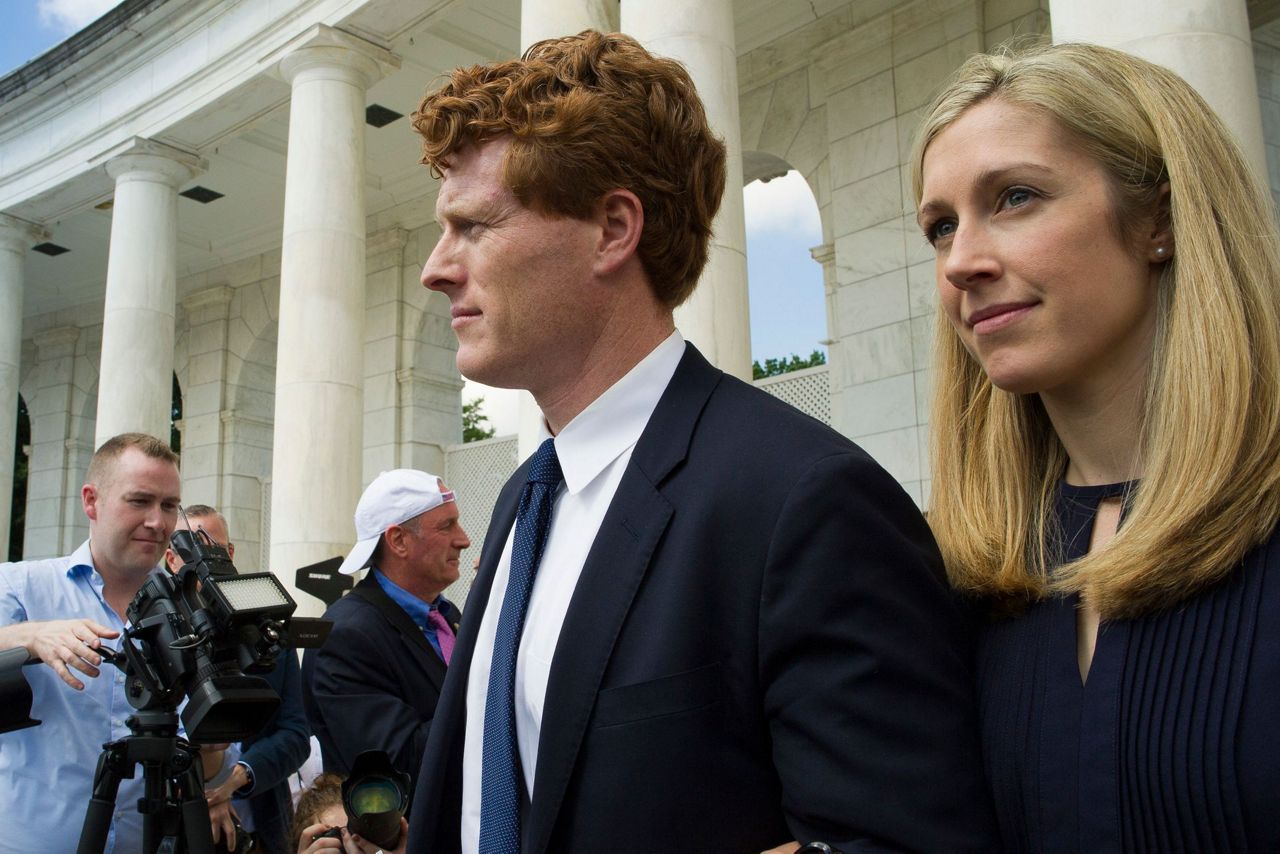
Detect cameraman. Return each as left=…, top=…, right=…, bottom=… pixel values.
left=165, top=505, right=311, bottom=854
left=0, top=432, right=181, bottom=854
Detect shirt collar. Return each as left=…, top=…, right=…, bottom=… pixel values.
left=66, top=539, right=97, bottom=580
left=547, top=330, right=684, bottom=495
left=372, top=567, right=448, bottom=628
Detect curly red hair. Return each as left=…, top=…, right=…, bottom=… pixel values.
left=412, top=30, right=726, bottom=308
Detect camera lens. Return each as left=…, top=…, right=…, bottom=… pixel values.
left=348, top=778, right=401, bottom=815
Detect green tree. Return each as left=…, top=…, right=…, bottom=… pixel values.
left=752, top=348, right=827, bottom=380
left=463, top=397, right=497, bottom=442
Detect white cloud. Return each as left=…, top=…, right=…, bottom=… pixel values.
left=37, top=0, right=121, bottom=34
left=742, top=170, right=821, bottom=239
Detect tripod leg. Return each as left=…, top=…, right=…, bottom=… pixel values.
left=77, top=743, right=130, bottom=854
left=179, top=757, right=215, bottom=854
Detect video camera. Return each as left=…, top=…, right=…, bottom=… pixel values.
left=109, top=525, right=300, bottom=742
left=0, top=516, right=333, bottom=854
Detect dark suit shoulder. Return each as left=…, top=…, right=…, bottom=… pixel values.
left=697, top=373, right=887, bottom=483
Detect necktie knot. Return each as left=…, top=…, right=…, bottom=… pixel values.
left=527, top=438, right=563, bottom=486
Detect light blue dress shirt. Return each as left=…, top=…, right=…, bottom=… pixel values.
left=0, top=540, right=144, bottom=854
left=372, top=567, right=452, bottom=660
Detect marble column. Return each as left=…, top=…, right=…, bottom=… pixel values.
left=521, top=0, right=616, bottom=51
left=0, top=215, right=46, bottom=558
left=622, top=0, right=752, bottom=380
left=270, top=25, right=397, bottom=612
left=1049, top=0, right=1267, bottom=184
left=96, top=139, right=203, bottom=448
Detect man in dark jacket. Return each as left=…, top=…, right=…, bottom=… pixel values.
left=302, top=470, right=468, bottom=797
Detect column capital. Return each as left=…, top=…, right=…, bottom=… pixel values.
left=182, top=284, right=235, bottom=314
left=396, top=368, right=466, bottom=393
left=368, top=226, right=409, bottom=257
left=99, top=137, right=206, bottom=187
left=273, top=24, right=400, bottom=89
left=33, top=325, right=80, bottom=356
left=0, top=213, right=49, bottom=253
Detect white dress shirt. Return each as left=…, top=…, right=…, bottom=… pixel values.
left=460, top=330, right=685, bottom=852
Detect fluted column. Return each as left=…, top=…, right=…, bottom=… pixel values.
left=96, top=139, right=203, bottom=447
left=521, top=0, right=616, bottom=51
left=270, top=25, right=397, bottom=611
left=1050, top=0, right=1267, bottom=184
left=0, top=215, right=46, bottom=558
left=623, top=0, right=752, bottom=380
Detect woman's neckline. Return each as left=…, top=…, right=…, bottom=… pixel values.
left=1059, top=479, right=1138, bottom=501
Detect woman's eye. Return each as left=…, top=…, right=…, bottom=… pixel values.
left=927, top=219, right=957, bottom=243
left=1004, top=187, right=1034, bottom=208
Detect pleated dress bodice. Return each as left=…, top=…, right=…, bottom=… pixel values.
left=977, top=481, right=1280, bottom=852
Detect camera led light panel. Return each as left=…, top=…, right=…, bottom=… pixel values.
left=217, top=574, right=292, bottom=613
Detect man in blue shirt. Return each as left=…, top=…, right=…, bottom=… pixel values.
left=0, top=432, right=182, bottom=854
left=302, top=469, right=468, bottom=797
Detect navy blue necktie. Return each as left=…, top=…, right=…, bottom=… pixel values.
left=479, top=438, right=563, bottom=854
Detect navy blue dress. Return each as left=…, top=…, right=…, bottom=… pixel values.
left=977, top=481, right=1280, bottom=852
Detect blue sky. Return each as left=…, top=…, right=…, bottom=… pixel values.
left=0, top=2, right=829, bottom=434
left=0, top=0, right=113, bottom=74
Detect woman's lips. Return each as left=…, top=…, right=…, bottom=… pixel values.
left=968, top=302, right=1036, bottom=334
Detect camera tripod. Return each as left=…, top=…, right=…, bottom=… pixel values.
left=77, top=708, right=215, bottom=854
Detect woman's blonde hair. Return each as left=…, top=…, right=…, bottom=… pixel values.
left=911, top=42, right=1280, bottom=618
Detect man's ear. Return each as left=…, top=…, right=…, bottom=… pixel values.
left=383, top=526, right=410, bottom=559
left=163, top=548, right=181, bottom=574
left=82, top=484, right=99, bottom=522
left=594, top=188, right=644, bottom=278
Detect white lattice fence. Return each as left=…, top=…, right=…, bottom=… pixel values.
left=444, top=435, right=519, bottom=608
left=754, top=364, right=830, bottom=425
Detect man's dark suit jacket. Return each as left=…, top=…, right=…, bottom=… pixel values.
left=240, top=651, right=310, bottom=854
left=302, top=572, right=461, bottom=795
left=406, top=344, right=997, bottom=852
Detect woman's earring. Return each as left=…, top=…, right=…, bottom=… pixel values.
left=1155, top=245, right=1169, bottom=259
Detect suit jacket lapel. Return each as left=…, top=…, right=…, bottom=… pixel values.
left=348, top=574, right=448, bottom=694
left=524, top=344, right=723, bottom=854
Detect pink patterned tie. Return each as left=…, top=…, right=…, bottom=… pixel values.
left=428, top=607, right=455, bottom=665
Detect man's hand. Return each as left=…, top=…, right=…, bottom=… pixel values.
left=207, top=797, right=240, bottom=851
left=202, top=750, right=248, bottom=798
left=296, top=818, right=409, bottom=854
left=761, top=843, right=800, bottom=854
left=1, top=619, right=120, bottom=690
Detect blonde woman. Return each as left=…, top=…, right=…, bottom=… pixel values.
left=914, top=43, right=1280, bottom=850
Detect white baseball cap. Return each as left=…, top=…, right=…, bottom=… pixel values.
left=337, top=469, right=456, bottom=576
